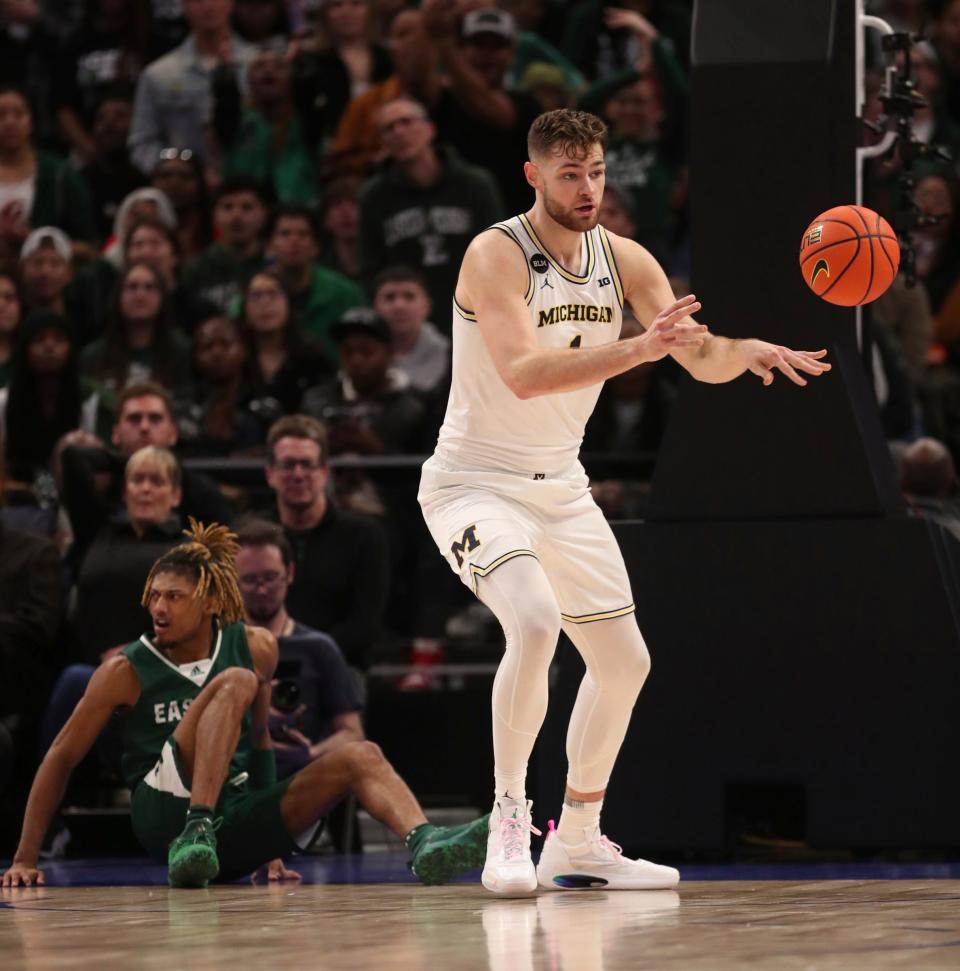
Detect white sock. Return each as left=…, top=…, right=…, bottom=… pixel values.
left=556, top=797, right=602, bottom=848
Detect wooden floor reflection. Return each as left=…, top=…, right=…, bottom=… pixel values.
left=2, top=877, right=960, bottom=970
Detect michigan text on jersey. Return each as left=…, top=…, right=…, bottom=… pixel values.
left=538, top=304, right=614, bottom=327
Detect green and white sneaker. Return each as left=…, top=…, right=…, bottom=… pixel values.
left=167, top=817, right=221, bottom=888
left=410, top=815, right=490, bottom=885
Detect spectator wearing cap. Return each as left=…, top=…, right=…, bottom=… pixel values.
left=409, top=4, right=542, bottom=214
left=0, top=86, right=98, bottom=266
left=128, top=0, right=256, bottom=175
left=213, top=46, right=320, bottom=205
left=18, top=228, right=75, bottom=319
left=372, top=264, right=449, bottom=396
left=77, top=97, right=150, bottom=244
left=181, top=175, right=269, bottom=313
left=358, top=95, right=503, bottom=323
left=263, top=203, right=365, bottom=355
left=0, top=310, right=98, bottom=486
left=302, top=306, right=430, bottom=456
left=101, top=187, right=178, bottom=270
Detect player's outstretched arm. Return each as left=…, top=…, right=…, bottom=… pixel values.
left=610, top=232, right=832, bottom=386
left=463, top=231, right=707, bottom=398
left=1, top=657, right=140, bottom=887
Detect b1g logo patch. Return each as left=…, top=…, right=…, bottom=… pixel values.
left=530, top=253, right=549, bottom=274
left=450, top=525, right=481, bottom=567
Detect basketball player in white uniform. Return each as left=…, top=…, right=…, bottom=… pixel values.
left=418, top=109, right=831, bottom=896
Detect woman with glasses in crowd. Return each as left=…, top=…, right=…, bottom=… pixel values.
left=80, top=261, right=191, bottom=415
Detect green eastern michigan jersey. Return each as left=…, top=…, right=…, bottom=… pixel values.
left=120, top=620, right=255, bottom=788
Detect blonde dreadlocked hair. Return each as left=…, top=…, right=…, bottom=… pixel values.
left=141, top=518, right=245, bottom=624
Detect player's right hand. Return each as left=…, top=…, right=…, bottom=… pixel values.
left=638, top=294, right=706, bottom=362
left=1, top=862, right=45, bottom=887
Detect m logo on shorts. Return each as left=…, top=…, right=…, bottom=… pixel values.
left=451, top=525, right=481, bottom=567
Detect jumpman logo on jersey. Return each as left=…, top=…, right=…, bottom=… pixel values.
left=541, top=275, right=554, bottom=290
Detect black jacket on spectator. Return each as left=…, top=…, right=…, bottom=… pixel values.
left=262, top=505, right=390, bottom=671
left=61, top=444, right=233, bottom=569
left=72, top=512, right=180, bottom=663
left=0, top=520, right=61, bottom=718
left=292, top=46, right=393, bottom=143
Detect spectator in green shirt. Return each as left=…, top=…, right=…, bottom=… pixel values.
left=264, top=204, right=365, bottom=356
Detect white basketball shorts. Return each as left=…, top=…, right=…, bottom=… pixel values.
left=418, top=455, right=634, bottom=625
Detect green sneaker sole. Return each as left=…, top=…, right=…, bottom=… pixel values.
left=168, top=845, right=220, bottom=888
left=412, top=815, right=490, bottom=886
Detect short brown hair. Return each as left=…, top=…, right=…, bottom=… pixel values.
left=116, top=381, right=175, bottom=419
left=527, top=109, right=608, bottom=161
left=266, top=414, right=328, bottom=465
left=236, top=517, right=293, bottom=566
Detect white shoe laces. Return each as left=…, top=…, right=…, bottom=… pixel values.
left=590, top=834, right=624, bottom=861
left=499, top=812, right=542, bottom=861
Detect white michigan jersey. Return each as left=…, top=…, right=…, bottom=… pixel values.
left=434, top=213, right=624, bottom=476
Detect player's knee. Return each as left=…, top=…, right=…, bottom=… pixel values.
left=624, top=641, right=651, bottom=688
left=344, top=739, right=386, bottom=777
left=517, top=603, right=562, bottom=652
left=214, top=666, right=258, bottom=700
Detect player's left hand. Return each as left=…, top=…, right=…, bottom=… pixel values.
left=742, top=340, right=831, bottom=387
left=251, top=859, right=302, bottom=884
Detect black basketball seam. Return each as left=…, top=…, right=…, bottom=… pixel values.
left=877, top=236, right=897, bottom=275
left=861, top=229, right=876, bottom=305
left=820, top=236, right=861, bottom=298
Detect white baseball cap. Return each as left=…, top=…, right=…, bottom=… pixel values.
left=20, top=226, right=72, bottom=263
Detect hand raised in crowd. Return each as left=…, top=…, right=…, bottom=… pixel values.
left=603, top=6, right=659, bottom=40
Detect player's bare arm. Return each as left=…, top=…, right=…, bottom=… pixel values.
left=245, top=624, right=279, bottom=751
left=2, top=656, right=141, bottom=887
left=608, top=231, right=832, bottom=387
left=460, top=230, right=707, bottom=399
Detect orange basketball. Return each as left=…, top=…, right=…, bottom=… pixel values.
left=799, top=205, right=900, bottom=306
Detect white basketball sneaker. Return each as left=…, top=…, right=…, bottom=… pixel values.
left=481, top=799, right=542, bottom=896
left=536, top=820, right=680, bottom=891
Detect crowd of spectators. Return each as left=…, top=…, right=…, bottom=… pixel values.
left=4, top=0, right=960, bottom=827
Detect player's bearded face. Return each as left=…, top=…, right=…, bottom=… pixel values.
left=538, top=148, right=605, bottom=233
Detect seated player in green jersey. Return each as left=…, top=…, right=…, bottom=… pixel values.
left=2, top=520, right=488, bottom=889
